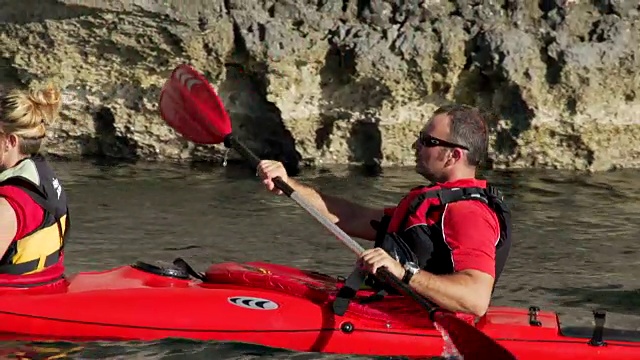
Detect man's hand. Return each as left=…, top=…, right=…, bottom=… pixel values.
left=358, top=248, right=405, bottom=279
left=256, top=160, right=289, bottom=195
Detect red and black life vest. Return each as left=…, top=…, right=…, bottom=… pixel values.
left=0, top=155, right=70, bottom=287
left=332, top=181, right=512, bottom=315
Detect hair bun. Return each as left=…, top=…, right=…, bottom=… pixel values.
left=26, top=83, right=62, bottom=126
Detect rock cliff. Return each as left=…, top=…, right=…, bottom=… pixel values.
left=0, top=0, right=638, bottom=172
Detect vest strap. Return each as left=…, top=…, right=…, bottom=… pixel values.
left=0, top=249, right=60, bottom=275
left=332, top=185, right=509, bottom=311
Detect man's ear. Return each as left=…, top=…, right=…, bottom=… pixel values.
left=448, top=148, right=463, bottom=164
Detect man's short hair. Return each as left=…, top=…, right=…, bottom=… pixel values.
left=433, top=104, right=489, bottom=166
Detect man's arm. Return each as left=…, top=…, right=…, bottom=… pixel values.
left=285, top=177, right=384, bottom=241
left=257, top=160, right=385, bottom=241
left=408, top=268, right=495, bottom=316
left=406, top=202, right=500, bottom=316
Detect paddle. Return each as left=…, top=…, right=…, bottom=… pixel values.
left=158, top=63, right=517, bottom=360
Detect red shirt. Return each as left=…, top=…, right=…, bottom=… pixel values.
left=384, top=178, right=501, bottom=278
left=0, top=185, right=44, bottom=239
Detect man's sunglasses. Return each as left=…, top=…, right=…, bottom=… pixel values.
left=419, top=133, right=469, bottom=151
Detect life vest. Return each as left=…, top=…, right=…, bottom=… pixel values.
left=0, top=155, right=70, bottom=286
left=332, top=180, right=512, bottom=315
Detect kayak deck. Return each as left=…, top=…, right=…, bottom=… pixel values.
left=0, top=259, right=636, bottom=360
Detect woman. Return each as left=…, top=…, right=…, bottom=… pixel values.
left=0, top=83, right=70, bottom=287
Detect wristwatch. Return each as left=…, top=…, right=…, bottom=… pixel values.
left=402, top=262, right=420, bottom=284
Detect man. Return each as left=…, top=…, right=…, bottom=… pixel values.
left=257, top=104, right=511, bottom=317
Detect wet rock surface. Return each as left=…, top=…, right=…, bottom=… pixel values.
left=0, top=0, right=638, bottom=172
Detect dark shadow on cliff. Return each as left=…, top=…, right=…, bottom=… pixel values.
left=533, top=284, right=640, bottom=316
left=193, top=21, right=301, bottom=177
left=452, top=28, right=536, bottom=164
left=347, top=120, right=384, bottom=177
left=78, top=106, right=140, bottom=166
left=318, top=41, right=391, bottom=177
left=210, top=63, right=301, bottom=176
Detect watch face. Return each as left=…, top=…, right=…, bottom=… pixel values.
left=405, top=262, right=419, bottom=273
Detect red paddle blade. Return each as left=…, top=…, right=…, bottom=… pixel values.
left=159, top=64, right=232, bottom=144
left=433, top=312, right=516, bottom=360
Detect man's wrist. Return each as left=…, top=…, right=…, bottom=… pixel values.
left=400, top=268, right=407, bottom=282
left=402, top=262, right=420, bottom=284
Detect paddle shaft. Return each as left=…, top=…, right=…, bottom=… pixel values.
left=224, top=133, right=436, bottom=311
left=225, top=134, right=376, bottom=255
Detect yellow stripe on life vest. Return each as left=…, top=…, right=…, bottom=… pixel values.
left=10, top=214, right=66, bottom=275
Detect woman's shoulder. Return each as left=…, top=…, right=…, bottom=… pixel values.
left=0, top=185, right=45, bottom=239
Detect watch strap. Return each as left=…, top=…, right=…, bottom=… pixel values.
left=402, top=264, right=417, bottom=284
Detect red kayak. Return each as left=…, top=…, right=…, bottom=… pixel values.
left=0, top=258, right=636, bottom=359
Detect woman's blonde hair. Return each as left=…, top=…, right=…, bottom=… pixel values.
left=0, top=83, right=62, bottom=155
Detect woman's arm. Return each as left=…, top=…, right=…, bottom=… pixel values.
left=0, top=198, right=17, bottom=256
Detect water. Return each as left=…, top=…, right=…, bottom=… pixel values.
left=4, top=160, right=640, bottom=359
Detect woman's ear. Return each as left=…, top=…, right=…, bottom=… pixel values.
left=6, top=134, right=18, bottom=149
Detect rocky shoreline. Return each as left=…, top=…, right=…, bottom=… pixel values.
left=0, top=0, right=638, bottom=172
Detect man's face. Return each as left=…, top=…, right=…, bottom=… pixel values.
left=413, top=114, right=467, bottom=182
